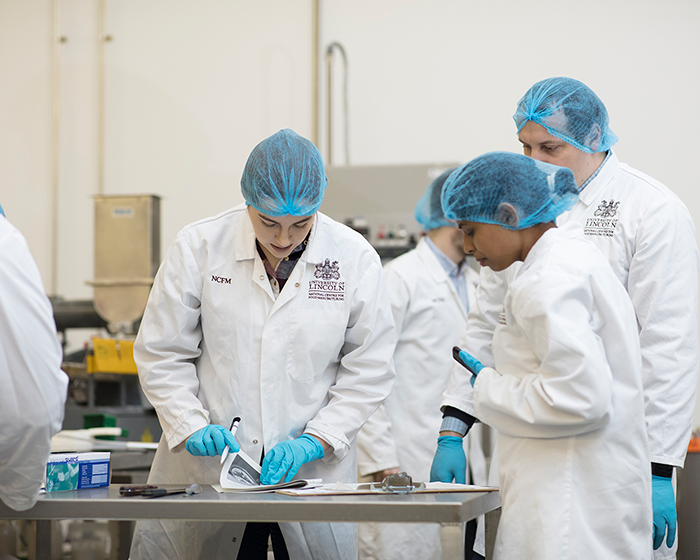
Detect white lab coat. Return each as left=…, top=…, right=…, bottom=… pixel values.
left=445, top=152, right=699, bottom=557
left=356, top=238, right=485, bottom=560
left=130, top=205, right=396, bottom=560
left=0, top=217, right=67, bottom=511
left=468, top=223, right=652, bottom=559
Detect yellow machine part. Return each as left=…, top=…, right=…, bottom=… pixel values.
left=87, top=338, right=138, bottom=374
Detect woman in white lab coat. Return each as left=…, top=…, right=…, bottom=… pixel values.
left=129, top=129, right=396, bottom=560
left=432, top=152, right=651, bottom=559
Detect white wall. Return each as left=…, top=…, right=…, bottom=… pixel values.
left=0, top=0, right=54, bottom=288
left=1, top=0, right=314, bottom=301
left=2, top=0, right=700, bottom=428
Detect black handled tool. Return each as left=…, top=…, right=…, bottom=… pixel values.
left=452, top=346, right=477, bottom=375
left=143, top=484, right=202, bottom=499
left=119, top=485, right=158, bottom=496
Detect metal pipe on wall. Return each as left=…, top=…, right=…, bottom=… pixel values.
left=325, top=42, right=349, bottom=166
left=311, top=0, right=320, bottom=148
left=97, top=0, right=108, bottom=196
left=326, top=45, right=333, bottom=164
left=50, top=0, right=63, bottom=296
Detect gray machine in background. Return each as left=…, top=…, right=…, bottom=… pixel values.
left=89, top=195, right=160, bottom=335
left=61, top=195, right=163, bottom=448
left=322, top=163, right=460, bottom=261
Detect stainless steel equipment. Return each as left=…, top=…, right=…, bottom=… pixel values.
left=322, top=163, right=460, bottom=260
left=60, top=195, right=163, bottom=446
left=88, top=195, right=160, bottom=334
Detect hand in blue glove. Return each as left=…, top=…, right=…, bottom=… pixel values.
left=185, top=425, right=240, bottom=457
left=429, top=435, right=467, bottom=484
left=454, top=347, right=483, bottom=387
left=652, top=475, right=676, bottom=550
left=260, top=434, right=325, bottom=485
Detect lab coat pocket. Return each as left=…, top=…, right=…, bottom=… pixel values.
left=287, top=307, right=346, bottom=382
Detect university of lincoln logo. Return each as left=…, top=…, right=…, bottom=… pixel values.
left=309, top=258, right=345, bottom=301
left=584, top=199, right=620, bottom=238
left=314, top=259, right=341, bottom=280
left=593, top=200, right=620, bottom=218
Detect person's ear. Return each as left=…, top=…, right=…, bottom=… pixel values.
left=585, top=123, right=602, bottom=151
left=497, top=203, right=519, bottom=227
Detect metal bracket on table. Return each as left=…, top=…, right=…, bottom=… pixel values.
left=359, top=471, right=426, bottom=494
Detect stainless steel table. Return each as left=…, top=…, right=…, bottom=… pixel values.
left=0, top=484, right=500, bottom=559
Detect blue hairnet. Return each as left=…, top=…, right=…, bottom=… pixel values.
left=441, top=152, right=578, bottom=230
left=513, top=77, right=618, bottom=154
left=241, top=129, right=328, bottom=216
left=414, top=167, right=457, bottom=231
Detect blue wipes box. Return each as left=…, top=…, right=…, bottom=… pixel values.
left=46, top=452, right=111, bottom=492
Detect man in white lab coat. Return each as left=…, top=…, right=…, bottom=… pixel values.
left=433, top=77, right=700, bottom=560
left=357, top=169, right=485, bottom=560
left=0, top=208, right=68, bottom=512
left=129, top=129, right=397, bottom=560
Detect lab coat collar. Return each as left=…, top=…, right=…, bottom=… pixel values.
left=235, top=204, right=258, bottom=261
left=269, top=213, right=325, bottom=311
left=417, top=237, right=469, bottom=320
left=575, top=151, right=620, bottom=208
left=234, top=206, right=326, bottom=306
left=303, top=212, right=329, bottom=265
left=417, top=237, right=453, bottom=284
left=234, top=205, right=276, bottom=300
left=234, top=205, right=324, bottom=264
left=520, top=221, right=583, bottom=276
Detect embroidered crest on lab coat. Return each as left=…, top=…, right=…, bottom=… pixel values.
left=308, top=258, right=345, bottom=301
left=314, top=259, right=341, bottom=280
left=584, top=199, right=620, bottom=238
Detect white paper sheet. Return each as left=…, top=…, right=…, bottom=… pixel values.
left=218, top=448, right=321, bottom=492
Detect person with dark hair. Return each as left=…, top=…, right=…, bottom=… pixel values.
left=432, top=151, right=651, bottom=559
left=357, top=168, right=484, bottom=560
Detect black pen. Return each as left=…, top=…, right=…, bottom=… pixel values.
left=220, top=416, right=241, bottom=465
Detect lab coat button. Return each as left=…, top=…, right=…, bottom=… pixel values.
left=295, top=283, right=300, bottom=287
left=253, top=439, right=258, bottom=444
left=259, top=275, right=264, bottom=280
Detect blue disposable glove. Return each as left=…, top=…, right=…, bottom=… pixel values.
left=261, top=434, right=325, bottom=485
left=455, top=348, right=483, bottom=387
left=429, top=436, right=467, bottom=484
left=185, top=425, right=240, bottom=457
left=652, top=475, right=676, bottom=550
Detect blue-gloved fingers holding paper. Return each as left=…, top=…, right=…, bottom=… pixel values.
left=429, top=435, right=467, bottom=484
left=260, top=434, right=325, bottom=485
left=185, top=425, right=240, bottom=457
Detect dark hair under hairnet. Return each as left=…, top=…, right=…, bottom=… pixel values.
left=441, top=152, right=578, bottom=230
left=513, top=77, right=618, bottom=154
left=414, top=167, right=458, bottom=231
left=241, top=129, right=328, bottom=216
